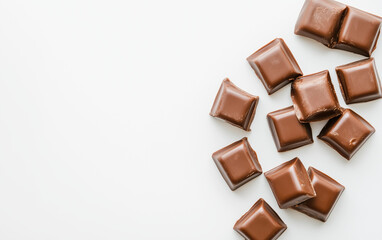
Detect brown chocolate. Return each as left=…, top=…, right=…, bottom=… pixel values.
left=267, top=106, right=313, bottom=152
left=295, top=0, right=382, bottom=56
left=293, top=167, right=345, bottom=222
left=295, top=0, right=347, bottom=47
left=318, top=108, right=375, bottom=160
left=210, top=78, right=259, bottom=131
left=247, top=38, right=303, bottom=95
left=212, top=137, right=262, bottom=190
left=291, top=70, right=342, bottom=123
left=336, top=58, right=382, bottom=104
left=234, top=198, right=287, bottom=240
left=265, top=158, right=316, bottom=209
left=335, top=7, right=382, bottom=57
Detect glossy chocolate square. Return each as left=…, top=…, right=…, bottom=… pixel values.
left=212, top=137, right=262, bottom=191
left=295, top=0, right=347, bottom=46
left=336, top=58, right=382, bottom=104
left=210, top=78, right=259, bottom=131
left=234, top=198, right=287, bottom=240
left=318, top=109, right=375, bottom=160
left=265, top=158, right=316, bottom=209
left=335, top=7, right=382, bottom=57
left=267, top=106, right=313, bottom=152
left=293, top=167, right=345, bottom=222
left=291, top=70, right=342, bottom=122
left=247, top=38, right=303, bottom=95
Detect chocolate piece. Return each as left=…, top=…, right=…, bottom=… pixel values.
left=265, top=158, right=316, bottom=209
left=291, top=70, right=342, bottom=122
left=267, top=106, right=313, bottom=152
left=336, top=58, right=382, bottom=104
left=295, top=0, right=382, bottom=56
left=336, top=7, right=382, bottom=57
left=247, top=38, right=303, bottom=95
left=210, top=78, right=259, bottom=131
left=293, top=167, right=345, bottom=222
left=318, top=109, right=375, bottom=160
left=212, top=137, right=262, bottom=190
left=295, top=0, right=347, bottom=47
left=234, top=198, right=287, bottom=240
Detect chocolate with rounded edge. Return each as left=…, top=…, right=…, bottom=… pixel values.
left=336, top=58, right=382, bottom=104
left=267, top=106, right=313, bottom=152
left=212, top=137, right=262, bottom=191
left=291, top=70, right=342, bottom=123
left=210, top=78, right=259, bottom=131
left=265, top=158, right=316, bottom=209
left=318, top=108, right=375, bottom=160
left=247, top=38, right=302, bottom=95
left=292, top=167, right=345, bottom=222
left=234, top=198, right=287, bottom=240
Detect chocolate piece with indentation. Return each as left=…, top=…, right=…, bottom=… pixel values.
left=292, top=167, right=345, bottom=222
left=291, top=70, right=342, bottom=123
left=295, top=0, right=347, bottom=47
left=234, top=198, right=287, bottom=240
left=335, top=7, right=382, bottom=57
left=336, top=58, right=382, bottom=104
left=247, top=38, right=302, bottom=95
left=212, top=137, right=262, bottom=191
left=267, top=106, right=313, bottom=152
left=265, top=158, right=316, bottom=209
left=318, top=108, right=375, bottom=160
left=210, top=78, right=259, bottom=131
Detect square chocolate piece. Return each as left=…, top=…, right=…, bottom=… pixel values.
left=335, top=7, right=382, bottom=57
left=291, top=70, right=342, bottom=122
left=293, top=167, right=345, bottom=222
left=295, top=0, right=347, bottom=47
left=212, top=137, right=262, bottom=191
left=234, top=198, right=287, bottom=240
left=210, top=78, right=259, bottom=131
left=318, top=109, right=375, bottom=160
left=336, top=58, right=382, bottom=104
left=265, top=158, right=316, bottom=209
left=267, top=106, right=313, bottom=152
left=247, top=38, right=303, bottom=95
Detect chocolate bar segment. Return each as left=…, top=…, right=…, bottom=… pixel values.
left=291, top=70, right=342, bottom=122
left=318, top=109, right=375, bottom=160
left=234, top=198, right=287, bottom=240
left=267, top=106, right=313, bottom=152
left=336, top=58, right=382, bottom=104
left=265, top=158, right=316, bottom=209
left=293, top=167, right=345, bottom=222
left=210, top=78, right=259, bottom=131
left=336, top=7, right=382, bottom=57
left=295, top=0, right=382, bottom=56
left=212, top=137, right=262, bottom=191
left=295, top=0, right=347, bottom=47
left=247, top=38, right=303, bottom=94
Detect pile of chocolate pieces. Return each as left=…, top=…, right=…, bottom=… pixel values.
left=210, top=0, right=381, bottom=239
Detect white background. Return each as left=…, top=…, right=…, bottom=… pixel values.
left=0, top=0, right=380, bottom=239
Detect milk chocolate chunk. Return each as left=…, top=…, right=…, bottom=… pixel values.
left=267, top=106, right=313, bottom=152
left=210, top=78, right=259, bottom=131
left=335, top=7, right=382, bottom=57
left=318, top=109, right=375, bottom=160
left=247, top=38, right=303, bottom=95
left=234, top=198, right=287, bottom=240
left=265, top=158, right=316, bottom=209
left=291, top=70, right=342, bottom=123
left=293, top=167, right=345, bottom=222
left=336, top=58, right=382, bottom=104
left=295, top=0, right=347, bottom=47
left=212, top=137, right=262, bottom=191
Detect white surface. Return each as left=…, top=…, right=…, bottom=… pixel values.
left=0, top=0, right=380, bottom=239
